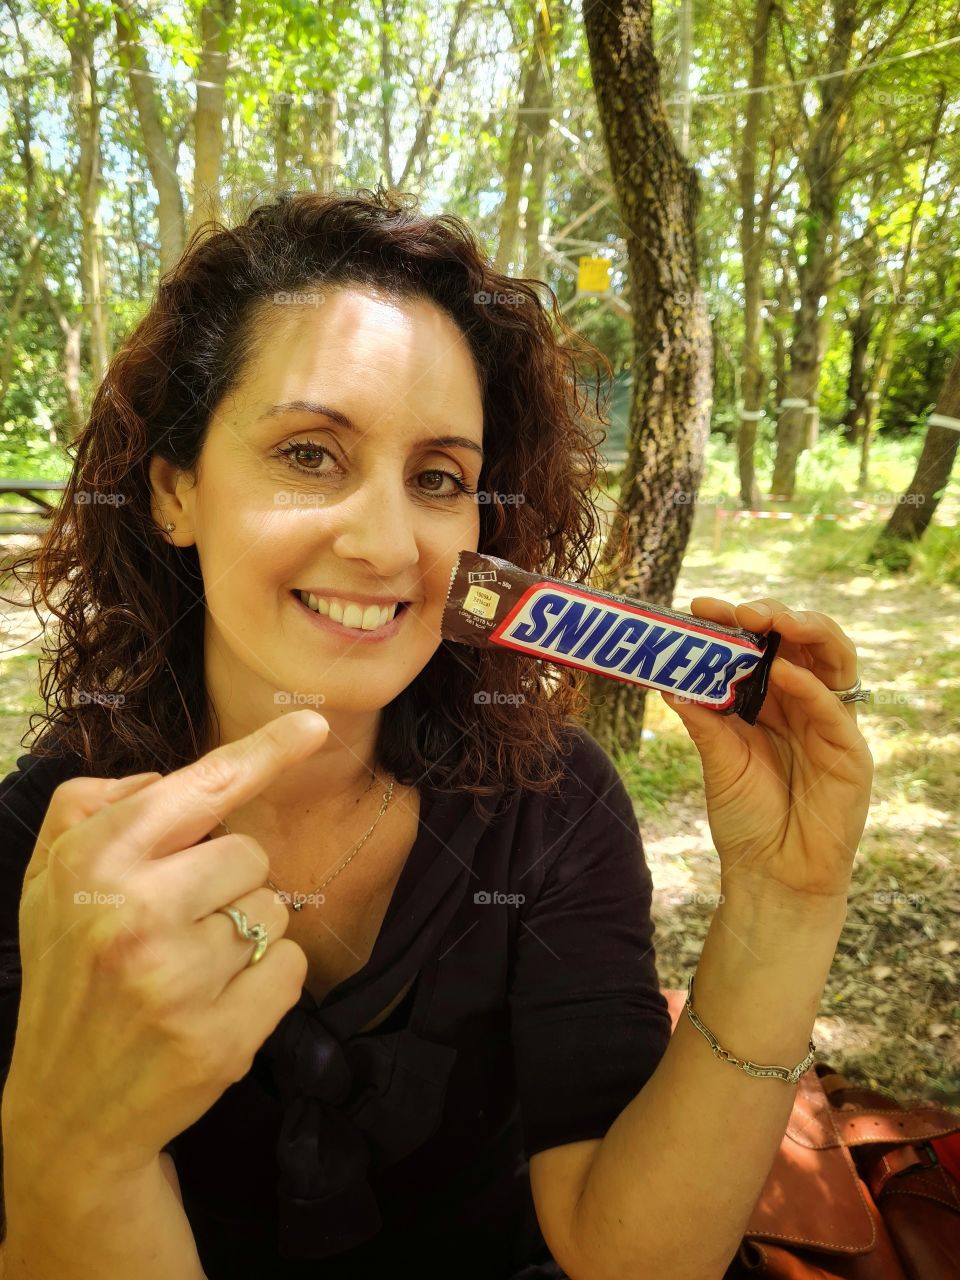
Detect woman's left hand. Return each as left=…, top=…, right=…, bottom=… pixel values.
left=660, top=598, right=874, bottom=907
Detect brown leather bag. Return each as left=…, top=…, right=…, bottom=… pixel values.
left=658, top=988, right=960, bottom=1279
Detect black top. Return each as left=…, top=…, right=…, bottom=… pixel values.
left=0, top=726, right=672, bottom=1279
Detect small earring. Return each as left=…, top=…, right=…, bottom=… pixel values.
left=165, top=522, right=175, bottom=531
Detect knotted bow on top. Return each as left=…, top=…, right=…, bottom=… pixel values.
left=261, top=988, right=458, bottom=1259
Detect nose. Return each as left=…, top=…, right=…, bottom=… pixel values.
left=329, top=464, right=420, bottom=580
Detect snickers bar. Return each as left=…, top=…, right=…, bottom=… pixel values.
left=441, top=551, right=781, bottom=724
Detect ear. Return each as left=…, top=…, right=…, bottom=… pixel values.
left=148, top=453, right=194, bottom=545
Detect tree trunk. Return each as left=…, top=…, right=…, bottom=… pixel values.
left=857, top=89, right=945, bottom=492
left=767, top=259, right=791, bottom=428
left=841, top=294, right=875, bottom=445
left=581, top=0, right=713, bottom=754
left=113, top=0, right=186, bottom=273
left=736, top=0, right=774, bottom=509
left=521, top=3, right=559, bottom=277
left=495, top=48, right=544, bottom=272
left=675, top=0, right=692, bottom=156
left=868, top=350, right=960, bottom=569
left=771, top=193, right=839, bottom=495
left=40, top=280, right=85, bottom=441
left=67, top=0, right=110, bottom=387
left=314, top=91, right=339, bottom=192
left=771, top=0, right=857, bottom=497
left=189, top=0, right=234, bottom=237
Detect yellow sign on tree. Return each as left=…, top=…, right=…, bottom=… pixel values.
left=577, top=256, right=612, bottom=293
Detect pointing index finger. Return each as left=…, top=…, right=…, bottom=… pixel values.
left=88, top=710, right=330, bottom=868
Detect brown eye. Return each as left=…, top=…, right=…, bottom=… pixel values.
left=275, top=441, right=338, bottom=474
left=417, top=469, right=474, bottom=499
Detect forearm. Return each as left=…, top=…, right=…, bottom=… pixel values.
left=570, top=885, right=847, bottom=1280
left=2, top=1148, right=206, bottom=1279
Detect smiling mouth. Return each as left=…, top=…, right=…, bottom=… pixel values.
left=292, top=590, right=410, bottom=632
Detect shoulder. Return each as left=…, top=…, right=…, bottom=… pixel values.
left=0, top=748, right=87, bottom=822
left=0, top=749, right=88, bottom=885
left=554, top=722, right=626, bottom=793
left=548, top=721, right=636, bottom=829
left=502, top=723, right=641, bottom=893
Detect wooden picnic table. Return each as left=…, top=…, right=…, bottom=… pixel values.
left=0, top=478, right=68, bottom=534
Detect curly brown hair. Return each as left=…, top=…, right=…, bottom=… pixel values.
left=4, top=185, right=627, bottom=803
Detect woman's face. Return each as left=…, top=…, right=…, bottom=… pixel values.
left=153, top=286, right=484, bottom=726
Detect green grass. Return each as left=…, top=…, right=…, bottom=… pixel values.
left=602, top=432, right=960, bottom=587
left=612, top=731, right=703, bottom=818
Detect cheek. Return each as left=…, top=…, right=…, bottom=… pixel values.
left=425, top=517, right=479, bottom=587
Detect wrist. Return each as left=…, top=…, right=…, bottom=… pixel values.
left=692, top=889, right=843, bottom=1068
left=4, top=1140, right=162, bottom=1236
left=3, top=1077, right=158, bottom=1212
left=719, top=873, right=848, bottom=932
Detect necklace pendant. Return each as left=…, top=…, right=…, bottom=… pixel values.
left=292, top=900, right=303, bottom=912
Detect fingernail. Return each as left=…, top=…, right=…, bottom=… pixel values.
left=104, top=771, right=161, bottom=798
left=287, top=709, right=328, bottom=737
left=746, top=604, right=772, bottom=619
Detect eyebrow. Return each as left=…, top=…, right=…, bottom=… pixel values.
left=256, top=400, right=484, bottom=459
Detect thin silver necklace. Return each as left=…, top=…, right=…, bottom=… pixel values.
left=217, top=775, right=396, bottom=910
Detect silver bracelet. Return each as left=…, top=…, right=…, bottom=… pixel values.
left=684, top=974, right=816, bottom=1084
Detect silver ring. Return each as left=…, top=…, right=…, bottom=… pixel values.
left=829, top=676, right=871, bottom=704
left=216, top=906, right=269, bottom=965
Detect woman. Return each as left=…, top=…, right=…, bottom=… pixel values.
left=0, top=187, right=873, bottom=1280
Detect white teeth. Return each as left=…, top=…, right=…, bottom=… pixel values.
left=298, top=592, right=398, bottom=631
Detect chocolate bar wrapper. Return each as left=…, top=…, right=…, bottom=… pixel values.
left=441, top=551, right=781, bottom=725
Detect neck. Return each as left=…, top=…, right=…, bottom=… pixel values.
left=199, top=702, right=390, bottom=833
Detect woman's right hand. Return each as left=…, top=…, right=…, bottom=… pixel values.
left=2, top=709, right=330, bottom=1180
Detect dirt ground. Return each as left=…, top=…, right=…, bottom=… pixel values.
left=640, top=538, right=960, bottom=1106
left=2, top=529, right=958, bottom=1106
